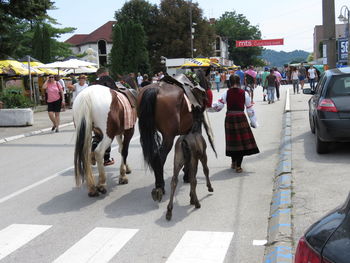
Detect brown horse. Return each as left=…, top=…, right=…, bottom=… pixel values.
left=73, top=77, right=137, bottom=197
left=166, top=107, right=214, bottom=220
left=137, top=70, right=215, bottom=202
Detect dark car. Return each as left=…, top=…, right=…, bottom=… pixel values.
left=304, top=67, right=350, bottom=153
left=294, top=193, right=350, bottom=263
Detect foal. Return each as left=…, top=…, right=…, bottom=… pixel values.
left=166, top=108, right=214, bottom=221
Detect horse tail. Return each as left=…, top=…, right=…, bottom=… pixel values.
left=73, top=92, right=93, bottom=186
left=203, top=111, right=217, bottom=158
left=138, top=86, right=161, bottom=170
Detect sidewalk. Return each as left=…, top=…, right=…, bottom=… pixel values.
left=0, top=106, right=74, bottom=143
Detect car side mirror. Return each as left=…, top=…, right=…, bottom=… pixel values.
left=303, top=88, right=314, bottom=95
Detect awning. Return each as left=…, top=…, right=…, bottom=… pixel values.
left=180, top=58, right=222, bottom=68
left=23, top=61, right=57, bottom=75
left=0, top=60, right=41, bottom=76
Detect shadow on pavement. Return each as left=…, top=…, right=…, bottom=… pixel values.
left=293, top=131, right=350, bottom=164
left=37, top=172, right=117, bottom=215
left=104, top=179, right=170, bottom=219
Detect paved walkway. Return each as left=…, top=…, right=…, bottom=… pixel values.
left=0, top=106, right=74, bottom=142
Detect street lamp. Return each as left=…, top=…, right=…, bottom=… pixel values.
left=338, top=5, right=350, bottom=66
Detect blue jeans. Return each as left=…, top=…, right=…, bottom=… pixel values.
left=309, top=78, right=315, bottom=90
left=215, top=82, right=220, bottom=92
left=267, top=86, right=275, bottom=102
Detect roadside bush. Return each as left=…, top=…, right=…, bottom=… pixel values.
left=0, top=87, right=33, bottom=109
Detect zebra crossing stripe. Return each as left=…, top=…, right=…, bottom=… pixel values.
left=166, top=231, right=234, bottom=263
left=53, top=227, right=138, bottom=263
left=0, top=224, right=52, bottom=260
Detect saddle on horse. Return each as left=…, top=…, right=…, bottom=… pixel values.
left=161, top=74, right=205, bottom=109
left=116, top=83, right=137, bottom=108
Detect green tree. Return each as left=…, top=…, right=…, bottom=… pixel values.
left=0, top=0, right=54, bottom=58
left=32, top=24, right=43, bottom=60
left=110, top=24, right=124, bottom=78
left=158, top=0, right=215, bottom=59
left=0, top=1, right=74, bottom=60
left=307, top=53, right=314, bottom=62
left=133, top=23, right=150, bottom=74
left=42, top=24, right=51, bottom=63
left=115, top=0, right=159, bottom=72
left=215, top=11, right=263, bottom=67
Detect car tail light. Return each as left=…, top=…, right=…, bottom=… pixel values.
left=295, top=236, right=321, bottom=263
left=317, top=99, right=338, bottom=112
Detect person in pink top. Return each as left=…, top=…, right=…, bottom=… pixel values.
left=273, top=67, right=282, bottom=100
left=244, top=66, right=257, bottom=103
left=42, top=75, right=65, bottom=132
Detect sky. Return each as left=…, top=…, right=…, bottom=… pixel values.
left=48, top=0, right=350, bottom=53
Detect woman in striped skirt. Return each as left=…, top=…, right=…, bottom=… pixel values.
left=211, top=75, right=259, bottom=172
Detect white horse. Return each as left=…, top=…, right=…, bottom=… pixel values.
left=73, top=84, right=137, bottom=197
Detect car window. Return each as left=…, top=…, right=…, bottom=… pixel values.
left=329, top=74, right=350, bottom=96
left=315, top=73, right=326, bottom=94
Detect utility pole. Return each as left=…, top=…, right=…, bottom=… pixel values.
left=322, top=0, right=336, bottom=69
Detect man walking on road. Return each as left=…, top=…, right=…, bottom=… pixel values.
left=273, top=68, right=282, bottom=100
left=235, top=66, right=245, bottom=87
left=299, top=63, right=307, bottom=90
left=261, top=67, right=270, bottom=101
left=308, top=65, right=317, bottom=91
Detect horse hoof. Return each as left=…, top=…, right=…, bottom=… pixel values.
left=166, top=211, right=172, bottom=221
left=195, top=202, right=201, bottom=209
left=119, top=177, right=128, bottom=185
left=208, top=187, right=214, bottom=192
left=88, top=191, right=99, bottom=197
left=97, top=186, right=107, bottom=194
left=151, top=188, right=163, bottom=202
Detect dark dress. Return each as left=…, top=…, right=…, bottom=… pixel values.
left=224, top=88, right=259, bottom=158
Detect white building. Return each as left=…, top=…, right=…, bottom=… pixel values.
left=65, top=21, right=116, bottom=67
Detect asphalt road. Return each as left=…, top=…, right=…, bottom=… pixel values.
left=0, top=86, right=286, bottom=263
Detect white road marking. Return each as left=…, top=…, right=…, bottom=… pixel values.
left=166, top=231, right=234, bottom=263
left=0, top=224, right=52, bottom=260
left=252, top=240, right=267, bottom=246
left=53, top=227, right=138, bottom=263
left=0, top=167, right=73, bottom=205
left=0, top=135, right=140, bottom=205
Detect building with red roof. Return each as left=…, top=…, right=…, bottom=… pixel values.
left=65, top=21, right=116, bottom=67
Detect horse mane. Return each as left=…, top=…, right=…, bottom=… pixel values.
left=118, top=74, right=137, bottom=90
left=191, top=107, right=203, bottom=133
left=126, top=76, right=138, bottom=90
left=196, top=69, right=211, bottom=91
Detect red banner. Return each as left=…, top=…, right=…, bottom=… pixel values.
left=236, top=39, right=284, bottom=47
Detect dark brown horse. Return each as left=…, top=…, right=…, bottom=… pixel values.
left=137, top=69, right=215, bottom=202
left=166, top=107, right=214, bottom=220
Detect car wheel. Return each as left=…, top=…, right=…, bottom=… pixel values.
left=309, top=113, right=315, bottom=134
left=316, top=128, right=329, bottom=154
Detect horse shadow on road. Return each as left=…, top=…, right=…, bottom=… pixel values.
left=37, top=170, right=118, bottom=215
left=104, top=177, right=173, bottom=219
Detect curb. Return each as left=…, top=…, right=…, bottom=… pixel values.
left=0, top=122, right=74, bottom=144
left=263, top=89, right=293, bottom=263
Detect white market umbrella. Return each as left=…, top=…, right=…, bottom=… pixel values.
left=35, top=61, right=80, bottom=75
left=63, top=58, right=97, bottom=67
left=64, top=66, right=97, bottom=75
